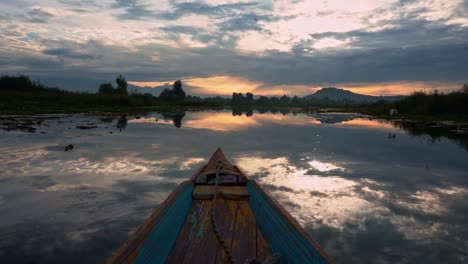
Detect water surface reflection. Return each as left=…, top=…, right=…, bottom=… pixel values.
left=0, top=111, right=467, bottom=263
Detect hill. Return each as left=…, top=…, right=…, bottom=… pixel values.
left=127, top=83, right=169, bottom=96
left=304, top=87, right=405, bottom=103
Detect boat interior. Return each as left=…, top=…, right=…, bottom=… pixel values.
left=109, top=148, right=333, bottom=264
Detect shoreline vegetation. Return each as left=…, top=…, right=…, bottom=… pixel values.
left=1, top=75, right=467, bottom=122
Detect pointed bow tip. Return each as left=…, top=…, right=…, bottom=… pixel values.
left=214, top=146, right=223, bottom=154
left=207, top=147, right=232, bottom=167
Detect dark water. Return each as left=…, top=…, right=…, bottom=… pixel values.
left=0, top=111, right=467, bottom=263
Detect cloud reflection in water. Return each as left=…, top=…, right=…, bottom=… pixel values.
left=235, top=154, right=468, bottom=262
left=0, top=111, right=467, bottom=263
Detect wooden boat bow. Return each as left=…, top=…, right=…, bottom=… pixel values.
left=109, top=148, right=334, bottom=264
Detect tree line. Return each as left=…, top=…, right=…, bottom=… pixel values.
left=392, top=86, right=468, bottom=116
left=1, top=75, right=467, bottom=117
left=230, top=85, right=468, bottom=117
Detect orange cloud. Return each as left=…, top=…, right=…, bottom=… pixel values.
left=185, top=76, right=263, bottom=95
left=337, top=81, right=462, bottom=95
left=259, top=84, right=320, bottom=96
left=128, top=81, right=171, bottom=87
left=130, top=76, right=462, bottom=97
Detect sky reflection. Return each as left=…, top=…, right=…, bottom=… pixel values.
left=338, top=118, right=397, bottom=130
left=0, top=111, right=467, bottom=263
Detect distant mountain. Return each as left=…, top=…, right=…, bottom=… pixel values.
left=127, top=83, right=171, bottom=96
left=304, top=87, right=405, bottom=103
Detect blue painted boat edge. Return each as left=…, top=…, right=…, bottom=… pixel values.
left=108, top=181, right=195, bottom=264
left=133, top=181, right=194, bottom=263
left=247, top=181, right=334, bottom=264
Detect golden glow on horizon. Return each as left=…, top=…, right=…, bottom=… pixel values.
left=129, top=76, right=460, bottom=97
left=262, top=84, right=320, bottom=96
left=186, top=76, right=264, bottom=95
left=339, top=81, right=462, bottom=96
left=128, top=81, right=171, bottom=87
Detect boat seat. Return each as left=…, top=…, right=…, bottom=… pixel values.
left=195, top=172, right=247, bottom=185
left=193, top=185, right=250, bottom=200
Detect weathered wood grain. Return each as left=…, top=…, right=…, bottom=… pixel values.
left=167, top=198, right=240, bottom=264
left=166, top=200, right=219, bottom=263
left=229, top=201, right=259, bottom=262
left=193, top=186, right=250, bottom=200
left=214, top=199, right=239, bottom=263
left=167, top=197, right=272, bottom=264
left=109, top=148, right=332, bottom=264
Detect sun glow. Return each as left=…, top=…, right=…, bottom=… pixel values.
left=339, top=81, right=462, bottom=95
left=185, top=76, right=263, bottom=95
left=129, top=75, right=461, bottom=97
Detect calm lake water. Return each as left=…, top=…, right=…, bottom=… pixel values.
left=0, top=110, right=467, bottom=263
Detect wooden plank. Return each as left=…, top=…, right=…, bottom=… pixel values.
left=229, top=201, right=259, bottom=263
left=220, top=187, right=249, bottom=200
left=169, top=198, right=269, bottom=264
left=166, top=200, right=219, bottom=263
left=193, top=186, right=249, bottom=200
left=214, top=199, right=239, bottom=264
left=192, top=185, right=214, bottom=200
left=167, top=199, right=240, bottom=264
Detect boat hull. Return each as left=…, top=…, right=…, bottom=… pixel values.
left=109, top=149, right=334, bottom=263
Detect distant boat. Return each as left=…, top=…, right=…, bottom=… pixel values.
left=108, top=148, right=334, bottom=264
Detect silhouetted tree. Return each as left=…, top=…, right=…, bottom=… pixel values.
left=257, top=96, right=269, bottom=106
left=172, top=80, right=186, bottom=100
left=463, top=83, right=468, bottom=93
left=159, top=88, right=172, bottom=101
left=232, top=93, right=243, bottom=105
left=143, top=93, right=155, bottom=104
left=0, top=76, right=34, bottom=91
left=159, top=80, right=186, bottom=102
left=116, top=74, right=128, bottom=95
left=174, top=80, right=182, bottom=91
left=0, top=75, right=59, bottom=92
left=232, top=92, right=255, bottom=105
left=291, top=95, right=300, bottom=105
left=280, top=94, right=290, bottom=105
left=98, top=83, right=116, bottom=94
left=246, top=92, right=254, bottom=103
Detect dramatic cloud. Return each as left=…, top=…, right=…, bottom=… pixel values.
left=0, top=0, right=467, bottom=95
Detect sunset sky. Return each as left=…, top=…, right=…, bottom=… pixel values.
left=1, top=0, right=467, bottom=96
